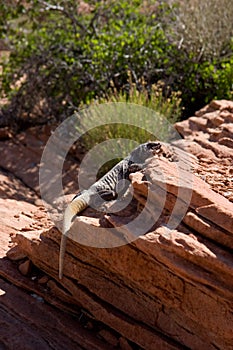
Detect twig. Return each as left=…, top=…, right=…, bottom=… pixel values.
left=37, top=0, right=87, bottom=34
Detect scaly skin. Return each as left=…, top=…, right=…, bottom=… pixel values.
left=59, top=195, right=89, bottom=279
left=59, top=142, right=161, bottom=279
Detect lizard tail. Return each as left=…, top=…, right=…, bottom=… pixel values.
left=59, top=198, right=88, bottom=279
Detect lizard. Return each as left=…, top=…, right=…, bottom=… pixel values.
left=59, top=141, right=161, bottom=279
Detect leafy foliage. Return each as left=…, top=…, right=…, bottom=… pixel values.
left=0, top=0, right=232, bottom=129
left=77, top=75, right=182, bottom=176
left=0, top=0, right=170, bottom=128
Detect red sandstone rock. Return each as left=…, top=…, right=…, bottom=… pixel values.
left=175, top=100, right=233, bottom=201
left=0, top=278, right=111, bottom=350
left=98, top=329, right=119, bottom=347
left=119, top=337, right=133, bottom=350
left=0, top=99, right=233, bottom=349
left=9, top=140, right=233, bottom=349
left=0, top=171, right=114, bottom=350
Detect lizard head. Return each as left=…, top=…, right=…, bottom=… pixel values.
left=145, top=142, right=161, bottom=153
left=129, top=141, right=161, bottom=163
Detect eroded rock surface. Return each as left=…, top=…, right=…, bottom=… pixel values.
left=0, top=100, right=233, bottom=349
left=0, top=170, right=111, bottom=350
left=175, top=99, right=233, bottom=202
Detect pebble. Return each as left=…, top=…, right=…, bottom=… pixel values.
left=18, top=259, right=32, bottom=276
left=20, top=227, right=33, bottom=232
left=31, top=293, right=44, bottom=303
left=38, top=276, right=49, bottom=285
left=6, top=246, right=27, bottom=261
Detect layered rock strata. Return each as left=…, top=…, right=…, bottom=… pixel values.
left=0, top=100, right=233, bottom=349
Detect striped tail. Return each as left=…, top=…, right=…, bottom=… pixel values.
left=59, top=197, right=88, bottom=279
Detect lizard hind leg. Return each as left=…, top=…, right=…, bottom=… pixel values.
left=98, top=189, right=118, bottom=201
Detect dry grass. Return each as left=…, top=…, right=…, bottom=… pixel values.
left=166, top=0, right=233, bottom=60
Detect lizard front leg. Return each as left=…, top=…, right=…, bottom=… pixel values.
left=128, top=163, right=143, bottom=173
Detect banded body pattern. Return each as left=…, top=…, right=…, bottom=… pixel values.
left=59, top=142, right=161, bottom=279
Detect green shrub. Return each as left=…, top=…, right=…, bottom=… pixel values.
left=79, top=76, right=182, bottom=154
left=71, top=72, right=182, bottom=176
left=0, top=0, right=232, bottom=128
left=0, top=0, right=170, bottom=128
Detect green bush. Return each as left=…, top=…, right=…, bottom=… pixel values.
left=0, top=0, right=232, bottom=128
left=80, top=76, right=182, bottom=151
left=76, top=77, right=182, bottom=176
left=0, top=0, right=170, bottom=128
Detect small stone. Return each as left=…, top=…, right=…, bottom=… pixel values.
left=0, top=288, right=6, bottom=296
left=20, top=227, right=33, bottom=232
left=38, top=276, right=49, bottom=285
left=18, top=259, right=32, bottom=276
left=223, top=191, right=232, bottom=198
left=34, top=199, right=44, bottom=206
left=31, top=293, right=44, bottom=303
left=188, top=233, right=198, bottom=241
left=6, top=246, right=27, bottom=261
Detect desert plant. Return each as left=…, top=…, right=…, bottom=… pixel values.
left=166, top=0, right=233, bottom=61
left=79, top=75, right=182, bottom=152
left=0, top=0, right=232, bottom=129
